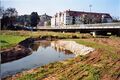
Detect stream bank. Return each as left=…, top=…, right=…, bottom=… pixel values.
left=1, top=39, right=95, bottom=79
left=1, top=36, right=58, bottom=63
left=1, top=39, right=75, bottom=79
left=1, top=38, right=34, bottom=63
left=1, top=34, right=81, bottom=64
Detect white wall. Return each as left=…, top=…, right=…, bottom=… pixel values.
left=51, top=17, right=56, bottom=27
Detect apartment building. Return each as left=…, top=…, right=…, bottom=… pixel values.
left=51, top=10, right=113, bottom=27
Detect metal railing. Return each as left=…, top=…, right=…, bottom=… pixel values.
left=37, top=22, right=120, bottom=29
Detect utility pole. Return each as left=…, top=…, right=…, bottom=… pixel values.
left=89, top=4, right=92, bottom=12
left=89, top=4, right=92, bottom=24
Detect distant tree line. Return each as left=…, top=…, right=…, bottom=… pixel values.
left=1, top=7, right=40, bottom=30
left=16, top=15, right=31, bottom=26
left=112, top=16, right=120, bottom=22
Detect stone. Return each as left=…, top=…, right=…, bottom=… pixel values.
left=51, top=40, right=94, bottom=56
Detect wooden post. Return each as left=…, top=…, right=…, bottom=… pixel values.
left=92, top=31, right=97, bottom=37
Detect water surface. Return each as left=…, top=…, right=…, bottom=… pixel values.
left=1, top=41, right=75, bottom=78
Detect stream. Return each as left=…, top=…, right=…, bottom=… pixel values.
left=1, top=40, right=75, bottom=78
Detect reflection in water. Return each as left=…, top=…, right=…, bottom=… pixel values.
left=54, top=46, right=73, bottom=54
left=1, top=41, right=75, bottom=78
left=30, top=41, right=51, bottom=51
left=51, top=41, right=73, bottom=55
left=30, top=41, right=72, bottom=54
left=30, top=43, right=40, bottom=51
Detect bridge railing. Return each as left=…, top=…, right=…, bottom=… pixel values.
left=37, top=22, right=120, bottom=29
left=60, top=22, right=120, bottom=29
left=65, top=22, right=120, bottom=27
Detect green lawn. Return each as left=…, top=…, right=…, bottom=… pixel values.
left=0, top=35, right=27, bottom=49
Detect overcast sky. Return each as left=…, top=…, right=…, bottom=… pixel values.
left=1, top=0, right=120, bottom=18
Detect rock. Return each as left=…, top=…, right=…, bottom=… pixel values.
left=51, top=40, right=94, bottom=56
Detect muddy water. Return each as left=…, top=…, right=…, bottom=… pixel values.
left=1, top=41, right=75, bottom=78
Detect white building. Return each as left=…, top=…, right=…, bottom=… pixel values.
left=51, top=10, right=113, bottom=27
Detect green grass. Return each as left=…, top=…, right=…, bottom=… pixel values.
left=0, top=30, right=93, bottom=39
left=14, top=38, right=120, bottom=80
left=67, top=39, right=120, bottom=61
left=1, top=31, right=120, bottom=80
left=0, top=31, right=92, bottom=50
left=0, top=35, right=27, bottom=49
left=17, top=61, right=101, bottom=80
left=58, top=63, right=101, bottom=80
left=17, top=62, right=64, bottom=80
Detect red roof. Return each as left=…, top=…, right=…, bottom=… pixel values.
left=65, top=10, right=112, bottom=18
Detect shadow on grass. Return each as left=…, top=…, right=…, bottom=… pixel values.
left=0, top=40, right=9, bottom=44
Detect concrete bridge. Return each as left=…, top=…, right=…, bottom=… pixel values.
left=35, top=22, right=120, bottom=36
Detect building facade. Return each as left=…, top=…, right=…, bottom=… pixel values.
left=51, top=10, right=113, bottom=27
left=38, top=13, right=52, bottom=26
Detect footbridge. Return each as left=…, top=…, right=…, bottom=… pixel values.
left=35, top=23, right=120, bottom=36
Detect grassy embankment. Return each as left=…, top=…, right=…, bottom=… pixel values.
left=1, top=31, right=120, bottom=80
left=5, top=36, right=120, bottom=80
left=0, top=30, right=92, bottom=50
left=0, top=31, right=31, bottom=49
left=0, top=35, right=27, bottom=49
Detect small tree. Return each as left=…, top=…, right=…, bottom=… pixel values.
left=112, top=16, right=120, bottom=22
left=30, top=12, right=40, bottom=28
left=1, top=8, right=18, bottom=30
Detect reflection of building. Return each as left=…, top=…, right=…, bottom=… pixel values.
left=30, top=41, right=51, bottom=51
left=38, top=13, right=52, bottom=26
left=51, top=10, right=113, bottom=27
left=51, top=41, right=73, bottom=54
left=39, top=41, right=51, bottom=48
